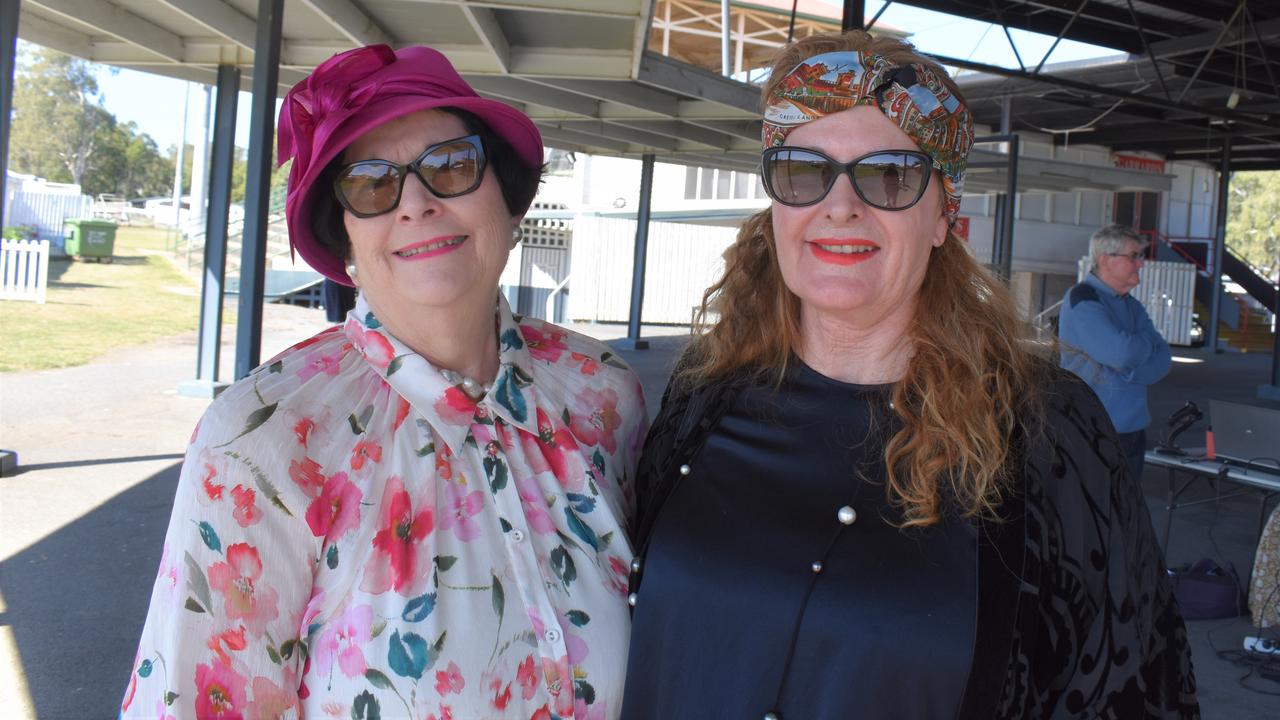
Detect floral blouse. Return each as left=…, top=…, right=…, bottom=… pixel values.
left=121, top=294, right=647, bottom=720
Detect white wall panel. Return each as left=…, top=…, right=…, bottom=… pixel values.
left=568, top=214, right=736, bottom=324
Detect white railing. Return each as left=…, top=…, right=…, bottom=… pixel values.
left=1, top=239, right=51, bottom=304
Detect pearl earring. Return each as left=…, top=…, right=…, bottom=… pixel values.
left=511, top=226, right=522, bottom=247
left=345, top=262, right=358, bottom=281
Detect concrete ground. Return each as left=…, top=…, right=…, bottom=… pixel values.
left=1, top=304, right=1277, bottom=718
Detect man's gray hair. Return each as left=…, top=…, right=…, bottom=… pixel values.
left=1089, top=224, right=1142, bottom=270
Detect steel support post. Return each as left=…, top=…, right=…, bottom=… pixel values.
left=997, top=135, right=1019, bottom=282
left=0, top=0, right=20, bottom=229
left=842, top=0, right=865, bottom=32
left=1207, top=136, right=1230, bottom=354
left=622, top=154, right=656, bottom=350
left=180, top=65, right=240, bottom=398
left=234, top=0, right=283, bottom=379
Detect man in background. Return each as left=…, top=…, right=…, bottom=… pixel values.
left=1059, top=224, right=1172, bottom=483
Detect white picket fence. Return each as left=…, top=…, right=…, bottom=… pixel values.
left=1, top=239, right=51, bottom=303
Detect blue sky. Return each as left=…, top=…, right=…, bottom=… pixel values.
left=86, top=1, right=1121, bottom=154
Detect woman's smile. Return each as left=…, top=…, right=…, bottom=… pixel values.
left=392, top=234, right=468, bottom=260
left=808, top=238, right=880, bottom=266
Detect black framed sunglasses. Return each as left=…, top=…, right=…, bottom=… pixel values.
left=761, top=147, right=934, bottom=210
left=333, top=134, right=487, bottom=218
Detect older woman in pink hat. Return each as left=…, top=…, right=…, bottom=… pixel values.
left=123, top=45, right=647, bottom=719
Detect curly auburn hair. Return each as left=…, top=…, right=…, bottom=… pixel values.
left=678, top=31, right=1051, bottom=527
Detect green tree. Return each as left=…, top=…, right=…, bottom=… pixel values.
left=1227, top=171, right=1280, bottom=281
left=9, top=46, right=111, bottom=187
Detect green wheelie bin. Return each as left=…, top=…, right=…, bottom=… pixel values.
left=64, top=218, right=118, bottom=262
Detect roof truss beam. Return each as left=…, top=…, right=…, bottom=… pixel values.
left=28, top=0, right=184, bottom=63
left=460, top=6, right=511, bottom=74
left=300, top=0, right=392, bottom=47
left=158, top=0, right=257, bottom=51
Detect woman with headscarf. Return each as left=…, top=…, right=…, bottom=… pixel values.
left=122, top=45, right=646, bottom=719
left=621, top=31, right=1197, bottom=720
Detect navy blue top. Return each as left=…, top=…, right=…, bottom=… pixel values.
left=621, top=361, right=978, bottom=720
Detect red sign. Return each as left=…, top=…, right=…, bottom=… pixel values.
left=952, top=216, right=970, bottom=241
left=1114, top=154, right=1166, bottom=173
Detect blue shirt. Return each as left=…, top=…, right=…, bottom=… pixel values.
left=1058, top=272, right=1171, bottom=432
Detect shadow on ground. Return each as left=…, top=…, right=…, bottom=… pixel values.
left=0, top=462, right=179, bottom=719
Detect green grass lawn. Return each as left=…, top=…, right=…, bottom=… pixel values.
left=0, top=226, right=204, bottom=372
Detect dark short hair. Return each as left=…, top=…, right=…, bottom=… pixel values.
left=311, top=107, right=545, bottom=262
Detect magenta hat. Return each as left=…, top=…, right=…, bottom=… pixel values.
left=278, top=44, right=544, bottom=285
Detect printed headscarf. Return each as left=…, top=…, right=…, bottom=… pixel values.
left=763, top=50, right=974, bottom=221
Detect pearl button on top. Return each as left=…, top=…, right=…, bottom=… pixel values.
left=837, top=505, right=857, bottom=525
left=509, top=529, right=525, bottom=542
left=679, top=464, right=691, bottom=476
left=544, top=628, right=561, bottom=644
left=630, top=557, right=642, bottom=573
left=627, top=593, right=638, bottom=607
left=811, top=561, right=823, bottom=573
left=764, top=712, right=780, bottom=720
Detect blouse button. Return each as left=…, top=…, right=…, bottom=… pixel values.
left=837, top=505, right=857, bottom=525
left=510, top=529, right=525, bottom=542
left=678, top=464, right=691, bottom=476
left=544, top=628, right=561, bottom=644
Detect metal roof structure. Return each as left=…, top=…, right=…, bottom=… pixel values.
left=13, top=1, right=1278, bottom=172
left=908, top=0, right=1280, bottom=171
left=15, top=0, right=768, bottom=172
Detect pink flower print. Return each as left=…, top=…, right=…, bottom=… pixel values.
left=153, top=699, right=176, bottom=720
left=530, top=706, right=552, bottom=720
left=608, top=555, right=630, bottom=595
left=486, top=673, right=513, bottom=711
left=393, top=396, right=411, bottom=432
left=121, top=652, right=139, bottom=713
left=346, top=319, right=395, bottom=370
left=205, top=625, right=247, bottom=665
left=288, top=457, right=326, bottom=498
left=434, top=661, right=465, bottom=695
left=230, top=484, right=261, bottom=527
left=294, top=417, right=316, bottom=446
left=207, top=543, right=279, bottom=637
left=194, top=661, right=247, bottom=719
left=245, top=676, right=300, bottom=720
left=315, top=604, right=373, bottom=679
left=435, top=445, right=455, bottom=480
left=570, top=352, right=600, bottom=376
left=198, top=447, right=225, bottom=503
left=297, top=347, right=344, bottom=381
left=350, top=440, right=382, bottom=470
left=155, top=545, right=182, bottom=607
left=520, top=324, right=568, bottom=363
left=434, top=386, right=479, bottom=426
left=534, top=407, right=587, bottom=492
left=542, top=655, right=575, bottom=717
left=516, top=654, right=538, bottom=700
left=557, top=614, right=589, bottom=665
left=568, top=387, right=622, bottom=454
left=305, top=471, right=363, bottom=540
left=515, top=473, right=555, bottom=535
left=440, top=482, right=485, bottom=541
left=575, top=698, right=607, bottom=720
left=362, top=475, right=434, bottom=594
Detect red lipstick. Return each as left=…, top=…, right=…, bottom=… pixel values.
left=807, top=239, right=879, bottom=266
